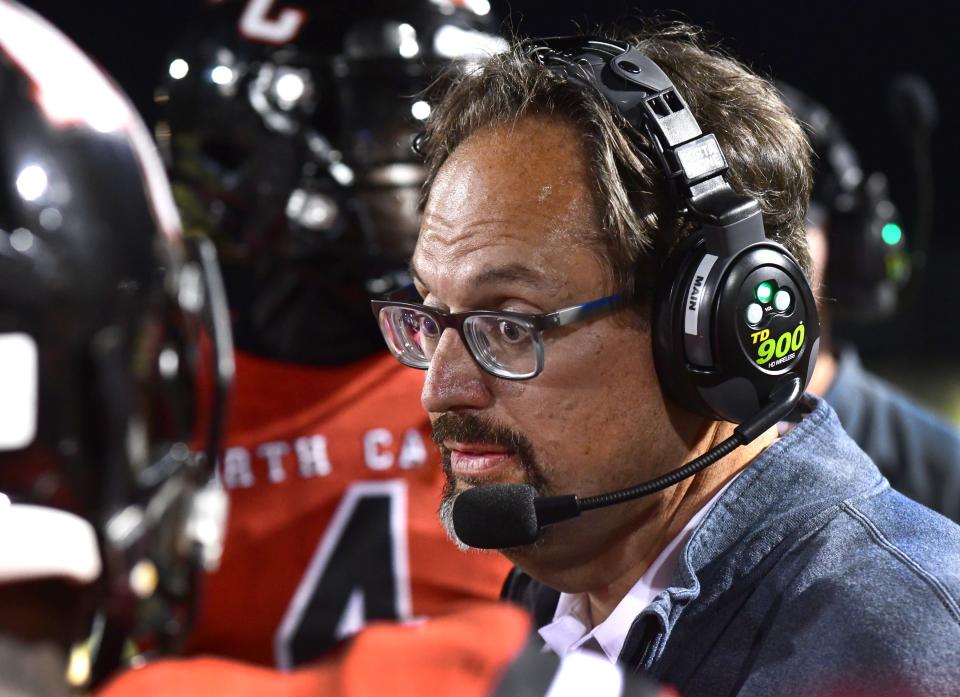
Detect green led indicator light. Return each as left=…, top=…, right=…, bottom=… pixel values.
left=882, top=223, right=903, bottom=246
left=755, top=282, right=774, bottom=304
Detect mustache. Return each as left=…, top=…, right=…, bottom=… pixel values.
left=431, top=411, right=526, bottom=451
left=431, top=412, right=548, bottom=493
left=433, top=412, right=548, bottom=550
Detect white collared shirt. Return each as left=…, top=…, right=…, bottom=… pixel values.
left=538, top=476, right=737, bottom=663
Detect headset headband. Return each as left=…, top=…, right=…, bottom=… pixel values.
left=526, top=36, right=766, bottom=257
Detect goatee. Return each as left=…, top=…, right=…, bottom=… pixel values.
left=431, top=411, right=548, bottom=548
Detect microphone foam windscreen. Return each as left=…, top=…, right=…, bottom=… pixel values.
left=452, top=483, right=540, bottom=549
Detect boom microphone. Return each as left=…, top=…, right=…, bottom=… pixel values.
left=452, top=483, right=540, bottom=549
left=452, top=377, right=802, bottom=549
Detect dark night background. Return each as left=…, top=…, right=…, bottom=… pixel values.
left=21, top=0, right=960, bottom=422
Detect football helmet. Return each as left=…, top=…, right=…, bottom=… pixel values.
left=157, top=0, right=505, bottom=364
left=0, top=0, right=232, bottom=684
left=779, top=83, right=909, bottom=320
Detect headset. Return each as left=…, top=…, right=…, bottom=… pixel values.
left=452, top=36, right=821, bottom=549
left=527, top=36, right=819, bottom=426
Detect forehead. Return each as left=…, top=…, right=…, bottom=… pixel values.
left=414, top=116, right=604, bottom=304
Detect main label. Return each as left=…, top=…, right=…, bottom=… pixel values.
left=684, top=254, right=718, bottom=336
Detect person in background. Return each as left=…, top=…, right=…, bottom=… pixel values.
left=780, top=84, right=960, bottom=522
left=155, top=0, right=514, bottom=668
left=0, top=1, right=232, bottom=692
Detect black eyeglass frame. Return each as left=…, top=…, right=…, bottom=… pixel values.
left=371, top=289, right=627, bottom=380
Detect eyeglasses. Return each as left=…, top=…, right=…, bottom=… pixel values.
left=371, top=287, right=626, bottom=380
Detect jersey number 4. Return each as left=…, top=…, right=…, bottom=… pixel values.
left=273, top=481, right=413, bottom=669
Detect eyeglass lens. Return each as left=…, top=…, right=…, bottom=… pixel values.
left=377, top=306, right=539, bottom=378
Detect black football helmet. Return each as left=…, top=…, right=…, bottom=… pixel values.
left=0, top=0, right=233, bottom=684
left=779, top=83, right=910, bottom=321
left=156, top=0, right=505, bottom=364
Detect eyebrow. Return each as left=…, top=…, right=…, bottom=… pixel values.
left=410, top=261, right=561, bottom=296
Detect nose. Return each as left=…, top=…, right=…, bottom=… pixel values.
left=421, top=328, right=492, bottom=414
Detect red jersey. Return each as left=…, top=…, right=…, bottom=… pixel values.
left=186, top=351, right=512, bottom=667
left=106, top=604, right=529, bottom=697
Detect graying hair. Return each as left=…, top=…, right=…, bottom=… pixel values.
left=418, top=23, right=812, bottom=313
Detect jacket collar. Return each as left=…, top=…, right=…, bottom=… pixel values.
left=621, top=396, right=885, bottom=668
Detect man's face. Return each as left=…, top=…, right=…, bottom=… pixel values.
left=412, top=116, right=696, bottom=587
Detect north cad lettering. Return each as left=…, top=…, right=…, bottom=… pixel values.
left=688, top=275, right=705, bottom=311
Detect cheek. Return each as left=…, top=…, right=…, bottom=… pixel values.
left=497, top=324, right=670, bottom=481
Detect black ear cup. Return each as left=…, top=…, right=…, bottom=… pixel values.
left=653, top=230, right=819, bottom=423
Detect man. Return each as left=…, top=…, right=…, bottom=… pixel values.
left=156, top=0, right=512, bottom=668
left=780, top=84, right=960, bottom=523
left=373, top=27, right=960, bottom=697
left=0, top=0, right=233, bottom=692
